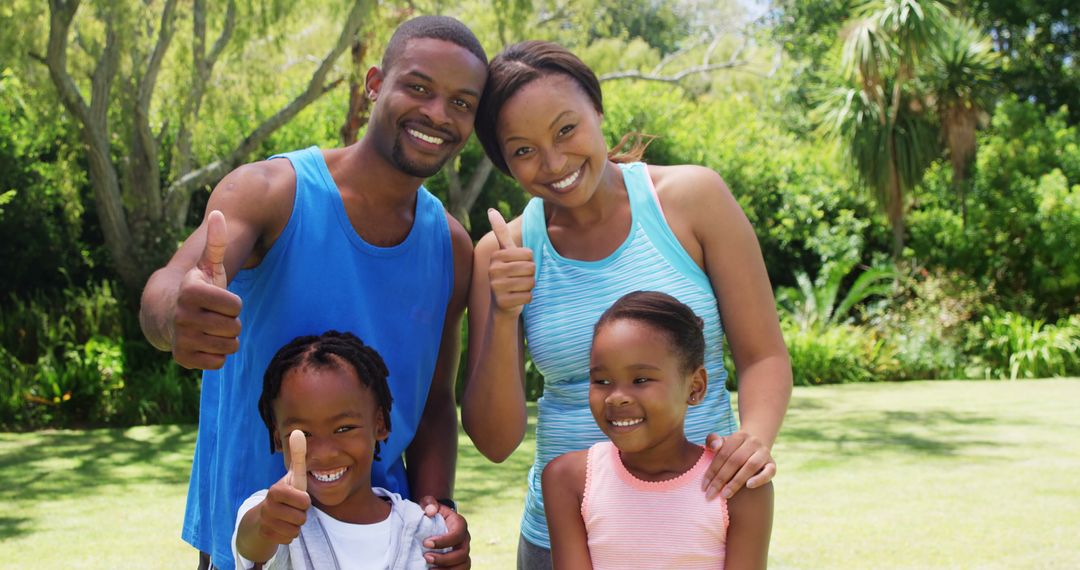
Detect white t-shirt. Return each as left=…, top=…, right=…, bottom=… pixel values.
left=233, top=489, right=391, bottom=570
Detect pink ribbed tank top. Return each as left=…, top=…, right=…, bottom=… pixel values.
left=582, top=441, right=728, bottom=569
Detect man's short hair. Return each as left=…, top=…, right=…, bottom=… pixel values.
left=382, top=15, right=488, bottom=71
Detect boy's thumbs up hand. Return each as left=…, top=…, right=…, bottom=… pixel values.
left=287, top=429, right=307, bottom=492
left=486, top=209, right=535, bottom=318
left=256, top=430, right=311, bottom=546
left=172, top=210, right=242, bottom=370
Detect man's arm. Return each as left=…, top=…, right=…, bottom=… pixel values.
left=405, top=212, right=472, bottom=499
left=406, top=213, right=472, bottom=569
left=139, top=161, right=294, bottom=368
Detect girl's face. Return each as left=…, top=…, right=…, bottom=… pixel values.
left=495, top=73, right=610, bottom=208
left=272, top=362, right=388, bottom=522
left=589, top=318, right=707, bottom=454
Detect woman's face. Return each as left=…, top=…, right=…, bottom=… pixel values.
left=495, top=73, right=610, bottom=207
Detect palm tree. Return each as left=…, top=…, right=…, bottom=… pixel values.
left=925, top=16, right=999, bottom=225
left=819, top=0, right=947, bottom=257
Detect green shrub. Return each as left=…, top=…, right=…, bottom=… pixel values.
left=0, top=281, right=199, bottom=429
left=966, top=309, right=1080, bottom=380
left=867, top=266, right=993, bottom=380
left=782, top=320, right=898, bottom=386
left=909, top=97, right=1080, bottom=318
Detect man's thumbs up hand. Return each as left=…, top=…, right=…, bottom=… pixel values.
left=172, top=210, right=242, bottom=370
left=201, top=210, right=229, bottom=289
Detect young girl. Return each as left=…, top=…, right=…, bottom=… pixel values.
left=232, top=331, right=448, bottom=570
left=542, top=292, right=773, bottom=569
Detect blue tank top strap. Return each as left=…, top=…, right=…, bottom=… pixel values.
left=621, top=162, right=713, bottom=294
left=520, top=197, right=547, bottom=276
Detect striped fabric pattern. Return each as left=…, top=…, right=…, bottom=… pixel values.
left=518, top=162, right=738, bottom=549
left=582, top=442, right=728, bottom=569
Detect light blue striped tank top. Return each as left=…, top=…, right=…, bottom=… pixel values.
left=518, top=162, right=738, bottom=549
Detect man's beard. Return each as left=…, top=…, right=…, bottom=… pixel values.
left=391, top=138, right=452, bottom=179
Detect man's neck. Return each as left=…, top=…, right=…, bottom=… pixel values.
left=329, top=140, right=426, bottom=211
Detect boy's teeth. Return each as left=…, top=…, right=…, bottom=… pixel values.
left=611, top=418, right=643, bottom=427
left=552, top=168, right=580, bottom=189
left=408, top=129, right=444, bottom=145
left=311, top=467, right=347, bottom=482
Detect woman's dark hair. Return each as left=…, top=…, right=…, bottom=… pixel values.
left=593, top=291, right=705, bottom=374
left=258, top=331, right=394, bottom=461
left=475, top=40, right=653, bottom=176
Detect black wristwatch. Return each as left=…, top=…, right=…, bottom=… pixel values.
left=436, top=497, right=457, bottom=512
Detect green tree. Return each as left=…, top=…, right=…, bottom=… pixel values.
left=40, top=0, right=371, bottom=293
left=926, top=16, right=999, bottom=222
left=816, top=0, right=999, bottom=256
left=968, top=0, right=1080, bottom=124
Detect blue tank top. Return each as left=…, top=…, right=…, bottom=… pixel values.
left=518, top=162, right=738, bottom=548
left=182, top=147, right=453, bottom=569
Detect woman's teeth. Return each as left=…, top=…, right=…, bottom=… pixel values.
left=551, top=168, right=581, bottom=190
left=311, top=467, right=347, bottom=482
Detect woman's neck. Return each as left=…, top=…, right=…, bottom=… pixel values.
left=618, top=436, right=703, bottom=483
left=546, top=159, right=627, bottom=229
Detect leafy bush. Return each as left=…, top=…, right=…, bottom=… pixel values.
left=966, top=310, right=1080, bottom=380
left=868, top=266, right=993, bottom=380
left=909, top=97, right=1080, bottom=318
left=782, top=320, right=899, bottom=386
left=0, top=281, right=199, bottom=429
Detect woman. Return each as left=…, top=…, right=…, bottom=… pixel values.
left=462, top=40, right=792, bottom=569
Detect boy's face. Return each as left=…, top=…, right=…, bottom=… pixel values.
left=272, top=362, right=388, bottom=520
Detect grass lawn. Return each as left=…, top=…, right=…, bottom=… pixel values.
left=1, top=379, right=1078, bottom=568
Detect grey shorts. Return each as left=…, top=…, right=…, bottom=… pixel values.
left=517, top=534, right=553, bottom=570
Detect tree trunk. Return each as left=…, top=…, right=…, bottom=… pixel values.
left=340, top=38, right=369, bottom=146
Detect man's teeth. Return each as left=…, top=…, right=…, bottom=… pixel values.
left=551, top=168, right=581, bottom=190
left=408, top=129, right=444, bottom=145
left=311, top=467, right=347, bottom=482
left=610, top=418, right=643, bottom=427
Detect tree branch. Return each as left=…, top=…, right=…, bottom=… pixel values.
left=166, top=0, right=373, bottom=222
left=46, top=0, right=90, bottom=125
left=600, top=60, right=746, bottom=83
left=133, top=0, right=179, bottom=219
left=176, top=0, right=237, bottom=177
left=46, top=0, right=139, bottom=287
left=461, top=157, right=494, bottom=216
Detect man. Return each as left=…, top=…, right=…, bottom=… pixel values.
left=139, top=16, right=486, bottom=570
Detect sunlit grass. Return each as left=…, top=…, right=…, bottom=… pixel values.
left=1, top=379, right=1078, bottom=568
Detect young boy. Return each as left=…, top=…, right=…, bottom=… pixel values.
left=233, top=331, right=447, bottom=569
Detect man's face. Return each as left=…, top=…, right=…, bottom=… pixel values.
left=366, top=38, right=487, bottom=178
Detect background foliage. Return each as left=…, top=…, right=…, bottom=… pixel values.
left=1, top=0, right=1077, bottom=428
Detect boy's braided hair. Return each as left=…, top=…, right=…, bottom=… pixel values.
left=258, top=330, right=393, bottom=461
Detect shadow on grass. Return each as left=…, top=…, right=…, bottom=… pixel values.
left=0, top=425, right=196, bottom=540
left=781, top=396, right=1023, bottom=459
left=0, top=516, right=32, bottom=541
